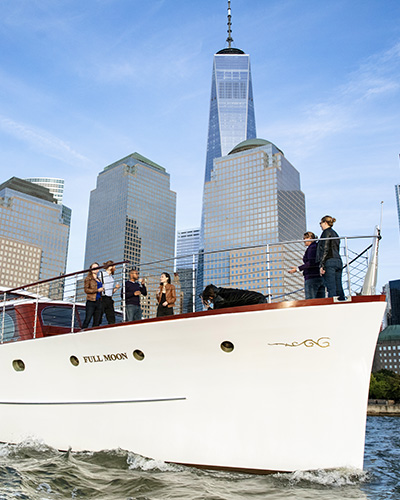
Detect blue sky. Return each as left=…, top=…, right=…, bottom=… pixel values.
left=0, top=0, right=399, bottom=291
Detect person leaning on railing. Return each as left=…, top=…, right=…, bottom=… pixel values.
left=82, top=262, right=104, bottom=329
left=288, top=231, right=325, bottom=299
left=316, top=215, right=346, bottom=301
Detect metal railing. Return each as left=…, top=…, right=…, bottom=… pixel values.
left=0, top=235, right=379, bottom=343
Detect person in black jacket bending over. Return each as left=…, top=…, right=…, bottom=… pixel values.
left=201, top=284, right=267, bottom=310
left=316, top=215, right=345, bottom=301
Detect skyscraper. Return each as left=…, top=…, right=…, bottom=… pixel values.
left=25, top=177, right=65, bottom=204
left=0, top=177, right=71, bottom=290
left=84, top=152, right=176, bottom=318
left=176, top=228, right=200, bottom=313
left=202, top=139, right=306, bottom=299
left=204, top=2, right=256, bottom=183
left=197, top=2, right=257, bottom=308
left=176, top=228, right=200, bottom=269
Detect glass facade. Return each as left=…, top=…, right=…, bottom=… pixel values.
left=176, top=228, right=200, bottom=269
left=0, top=237, right=41, bottom=288
left=201, top=139, right=306, bottom=299
left=176, top=228, right=200, bottom=313
left=0, top=177, right=71, bottom=291
left=198, top=46, right=257, bottom=309
left=25, top=177, right=65, bottom=204
left=84, top=153, right=176, bottom=318
left=204, top=49, right=257, bottom=183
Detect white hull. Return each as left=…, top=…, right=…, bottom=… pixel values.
left=0, top=297, right=385, bottom=473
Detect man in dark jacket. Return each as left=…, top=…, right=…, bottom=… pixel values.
left=201, top=284, right=267, bottom=310
left=125, top=269, right=147, bottom=321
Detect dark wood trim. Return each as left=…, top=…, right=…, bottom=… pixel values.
left=88, top=295, right=386, bottom=332
left=168, top=460, right=286, bottom=475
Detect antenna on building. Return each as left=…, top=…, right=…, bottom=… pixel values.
left=226, top=1, right=233, bottom=48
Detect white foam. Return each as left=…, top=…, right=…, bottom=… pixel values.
left=276, top=467, right=368, bottom=486
left=127, top=452, right=184, bottom=472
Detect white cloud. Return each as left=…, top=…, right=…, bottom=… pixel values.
left=0, top=115, right=95, bottom=168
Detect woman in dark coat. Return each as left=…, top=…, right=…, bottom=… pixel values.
left=288, top=232, right=325, bottom=299
left=316, top=215, right=345, bottom=300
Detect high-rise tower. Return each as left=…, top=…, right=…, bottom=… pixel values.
left=0, top=177, right=71, bottom=292
left=204, top=1, right=256, bottom=183
left=202, top=139, right=306, bottom=300
left=197, top=2, right=257, bottom=309
left=84, top=153, right=176, bottom=318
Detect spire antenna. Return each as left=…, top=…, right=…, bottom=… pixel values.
left=226, top=1, right=233, bottom=48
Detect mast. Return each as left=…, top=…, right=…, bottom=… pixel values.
left=361, top=204, right=383, bottom=295
left=226, top=1, right=233, bottom=48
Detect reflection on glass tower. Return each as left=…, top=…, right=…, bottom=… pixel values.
left=202, top=139, right=306, bottom=300
left=204, top=4, right=256, bottom=183
left=197, top=2, right=257, bottom=309
left=0, top=177, right=71, bottom=297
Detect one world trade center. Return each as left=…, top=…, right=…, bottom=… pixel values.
left=203, top=2, right=257, bottom=183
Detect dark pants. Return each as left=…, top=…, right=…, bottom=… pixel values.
left=101, top=295, right=115, bottom=325
left=304, top=277, right=326, bottom=299
left=323, top=258, right=345, bottom=300
left=157, top=305, right=174, bottom=317
left=82, top=299, right=102, bottom=329
left=126, top=304, right=142, bottom=322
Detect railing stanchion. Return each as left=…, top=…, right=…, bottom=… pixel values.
left=122, top=263, right=127, bottom=322
left=192, top=253, right=196, bottom=313
left=33, top=285, right=39, bottom=339
left=1, top=292, right=6, bottom=344
left=266, top=244, right=272, bottom=303
left=71, top=274, right=78, bottom=333
left=344, top=237, right=352, bottom=297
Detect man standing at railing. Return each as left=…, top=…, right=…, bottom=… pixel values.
left=99, top=260, right=120, bottom=325
left=125, top=269, right=147, bottom=321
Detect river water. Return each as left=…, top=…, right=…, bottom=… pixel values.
left=0, top=416, right=398, bottom=500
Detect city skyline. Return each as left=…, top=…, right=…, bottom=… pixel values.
left=0, top=1, right=399, bottom=290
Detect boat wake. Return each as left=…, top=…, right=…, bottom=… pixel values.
left=276, top=468, right=369, bottom=487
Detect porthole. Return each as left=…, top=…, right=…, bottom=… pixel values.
left=70, top=355, right=79, bottom=366
left=221, top=341, right=234, bottom=353
left=12, top=359, right=25, bottom=372
left=133, top=349, right=145, bottom=361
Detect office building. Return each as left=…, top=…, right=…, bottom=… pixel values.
left=0, top=237, right=41, bottom=289
left=197, top=2, right=257, bottom=308
left=0, top=177, right=71, bottom=291
left=371, top=280, right=400, bottom=374
left=203, top=3, right=256, bottom=184
left=202, top=138, right=306, bottom=299
left=385, top=279, right=400, bottom=326
left=84, top=153, right=176, bottom=318
left=176, top=228, right=200, bottom=268
left=25, top=177, right=65, bottom=204
left=176, top=228, right=200, bottom=313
